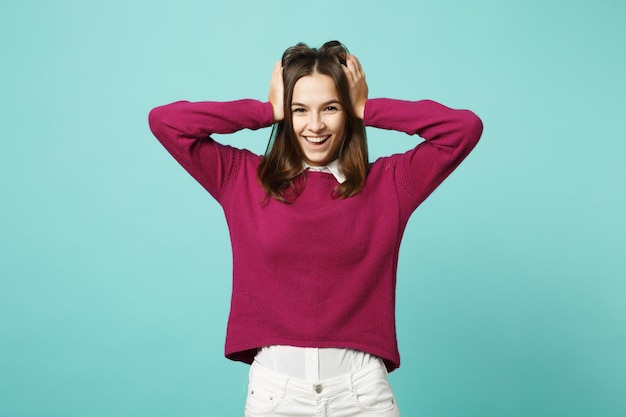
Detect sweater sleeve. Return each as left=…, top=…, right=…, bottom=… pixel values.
left=148, top=99, right=274, bottom=200
left=364, top=98, right=483, bottom=209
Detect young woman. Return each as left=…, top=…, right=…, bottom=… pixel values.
left=149, top=40, right=482, bottom=417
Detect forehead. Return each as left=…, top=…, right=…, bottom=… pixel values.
left=291, top=73, right=338, bottom=103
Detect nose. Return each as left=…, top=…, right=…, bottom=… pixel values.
left=308, top=112, right=325, bottom=132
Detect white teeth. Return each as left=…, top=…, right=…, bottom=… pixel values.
left=305, top=136, right=329, bottom=143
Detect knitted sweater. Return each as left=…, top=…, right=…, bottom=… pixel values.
left=148, top=98, right=482, bottom=371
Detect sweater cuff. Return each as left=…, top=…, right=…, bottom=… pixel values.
left=363, top=98, right=389, bottom=127
left=261, top=101, right=275, bottom=127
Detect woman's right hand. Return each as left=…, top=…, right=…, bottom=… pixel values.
left=268, top=61, right=284, bottom=122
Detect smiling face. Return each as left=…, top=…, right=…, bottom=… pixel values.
left=290, top=72, right=346, bottom=167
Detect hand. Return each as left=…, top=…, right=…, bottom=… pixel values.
left=342, top=54, right=368, bottom=119
left=268, top=61, right=284, bottom=122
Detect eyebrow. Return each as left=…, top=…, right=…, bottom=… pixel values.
left=291, top=100, right=341, bottom=107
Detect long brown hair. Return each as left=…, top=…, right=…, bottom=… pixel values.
left=257, top=40, right=368, bottom=203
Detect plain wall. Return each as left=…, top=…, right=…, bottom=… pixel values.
left=1, top=0, right=625, bottom=416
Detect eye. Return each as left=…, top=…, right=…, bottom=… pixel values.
left=292, top=107, right=306, bottom=113
left=325, top=105, right=340, bottom=112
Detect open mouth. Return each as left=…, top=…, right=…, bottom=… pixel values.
left=304, top=135, right=330, bottom=145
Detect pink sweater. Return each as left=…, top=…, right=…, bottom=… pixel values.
left=148, top=98, right=482, bottom=371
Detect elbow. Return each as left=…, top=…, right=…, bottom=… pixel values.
left=462, top=110, right=483, bottom=147
left=148, top=105, right=168, bottom=138
left=148, top=100, right=191, bottom=140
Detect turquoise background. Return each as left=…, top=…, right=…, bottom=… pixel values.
left=1, top=0, right=625, bottom=416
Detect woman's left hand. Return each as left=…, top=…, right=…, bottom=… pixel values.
left=342, top=54, right=368, bottom=119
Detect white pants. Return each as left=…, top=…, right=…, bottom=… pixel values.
left=245, top=359, right=401, bottom=417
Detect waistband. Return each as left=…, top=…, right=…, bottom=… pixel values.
left=248, top=357, right=388, bottom=399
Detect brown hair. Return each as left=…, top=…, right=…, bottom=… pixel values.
left=257, top=40, right=368, bottom=203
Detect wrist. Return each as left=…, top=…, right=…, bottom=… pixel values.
left=355, top=100, right=366, bottom=120
left=271, top=103, right=284, bottom=122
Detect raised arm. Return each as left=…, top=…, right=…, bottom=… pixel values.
left=341, top=53, right=482, bottom=207
left=149, top=99, right=273, bottom=137
left=148, top=99, right=274, bottom=199
left=364, top=98, right=483, bottom=208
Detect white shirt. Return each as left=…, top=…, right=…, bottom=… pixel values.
left=302, top=159, right=346, bottom=184
left=254, top=346, right=379, bottom=381
left=253, top=160, right=379, bottom=381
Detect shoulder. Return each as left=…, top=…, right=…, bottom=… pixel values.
left=369, top=153, right=404, bottom=173
left=363, top=155, right=403, bottom=188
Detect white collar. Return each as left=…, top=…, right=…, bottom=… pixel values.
left=302, top=159, right=346, bottom=184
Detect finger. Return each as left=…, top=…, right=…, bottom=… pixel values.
left=270, top=62, right=284, bottom=91
left=342, top=67, right=355, bottom=87
left=272, top=61, right=282, bottom=78
left=345, top=55, right=364, bottom=81
left=341, top=61, right=353, bottom=80
left=346, top=54, right=363, bottom=74
left=343, top=57, right=359, bottom=81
